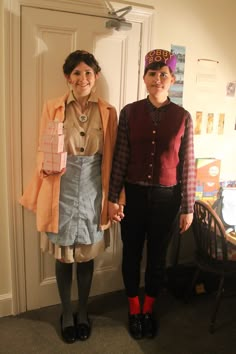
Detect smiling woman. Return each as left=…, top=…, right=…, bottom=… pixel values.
left=19, top=49, right=124, bottom=343
left=64, top=52, right=101, bottom=124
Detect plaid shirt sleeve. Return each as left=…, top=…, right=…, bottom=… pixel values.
left=108, top=107, right=130, bottom=202
left=179, top=113, right=196, bottom=214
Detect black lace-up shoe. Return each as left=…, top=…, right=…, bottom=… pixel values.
left=143, top=312, right=158, bottom=338
left=128, top=313, right=143, bottom=340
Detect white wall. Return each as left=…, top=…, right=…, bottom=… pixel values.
left=1, top=0, right=236, bottom=316
left=152, top=0, right=236, bottom=181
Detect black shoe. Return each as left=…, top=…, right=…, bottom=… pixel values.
left=60, top=315, right=76, bottom=344
left=143, top=312, right=158, bottom=339
left=128, top=313, right=143, bottom=340
left=76, top=316, right=91, bottom=341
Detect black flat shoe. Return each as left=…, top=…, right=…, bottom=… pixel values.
left=76, top=316, right=91, bottom=341
left=60, top=315, right=77, bottom=344
left=128, top=313, right=143, bottom=340
left=143, top=312, right=158, bottom=339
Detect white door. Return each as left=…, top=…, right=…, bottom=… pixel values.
left=21, top=6, right=141, bottom=310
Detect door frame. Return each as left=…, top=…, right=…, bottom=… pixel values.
left=4, top=0, right=153, bottom=314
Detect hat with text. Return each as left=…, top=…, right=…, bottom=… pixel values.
left=145, top=49, right=177, bottom=72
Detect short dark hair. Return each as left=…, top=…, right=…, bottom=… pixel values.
left=63, top=50, right=101, bottom=75
left=144, top=61, right=173, bottom=76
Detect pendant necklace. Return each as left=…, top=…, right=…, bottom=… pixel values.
left=73, top=92, right=90, bottom=123
left=78, top=113, right=88, bottom=123
left=77, top=101, right=91, bottom=123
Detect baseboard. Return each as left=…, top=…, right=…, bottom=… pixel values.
left=0, top=293, right=13, bottom=317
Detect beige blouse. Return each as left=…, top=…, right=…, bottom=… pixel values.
left=64, top=91, right=103, bottom=156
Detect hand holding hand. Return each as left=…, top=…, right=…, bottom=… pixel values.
left=108, top=201, right=125, bottom=223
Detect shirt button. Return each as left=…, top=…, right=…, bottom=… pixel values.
left=147, top=175, right=151, bottom=179
left=152, top=141, right=155, bottom=144
left=151, top=153, right=154, bottom=156
left=80, top=131, right=85, bottom=136
left=149, top=164, right=153, bottom=167
left=152, top=130, right=156, bottom=134
left=80, top=147, right=84, bottom=152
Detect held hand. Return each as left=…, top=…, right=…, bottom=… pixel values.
left=179, top=213, right=193, bottom=234
left=108, top=201, right=125, bottom=223
left=117, top=204, right=125, bottom=220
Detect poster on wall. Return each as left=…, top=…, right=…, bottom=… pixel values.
left=196, top=59, right=218, bottom=92
left=226, top=81, right=236, bottom=97
left=194, top=111, right=225, bottom=135
left=194, top=111, right=203, bottom=135
left=169, top=44, right=186, bottom=106
left=206, top=113, right=214, bottom=134
left=218, top=113, right=225, bottom=135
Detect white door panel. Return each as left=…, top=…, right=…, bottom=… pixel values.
left=21, top=6, right=141, bottom=309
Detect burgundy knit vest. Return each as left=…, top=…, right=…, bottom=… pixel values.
left=125, top=99, right=187, bottom=186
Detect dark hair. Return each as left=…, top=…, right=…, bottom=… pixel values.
left=144, top=61, right=173, bottom=76
left=63, top=50, right=101, bottom=76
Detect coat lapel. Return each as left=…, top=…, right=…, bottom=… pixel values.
left=98, top=98, right=110, bottom=135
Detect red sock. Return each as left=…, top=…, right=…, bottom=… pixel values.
left=143, top=295, right=155, bottom=314
left=128, top=296, right=141, bottom=315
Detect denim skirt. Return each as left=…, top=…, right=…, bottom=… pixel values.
left=46, top=154, right=104, bottom=247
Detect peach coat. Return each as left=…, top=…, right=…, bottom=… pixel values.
left=20, top=92, right=124, bottom=233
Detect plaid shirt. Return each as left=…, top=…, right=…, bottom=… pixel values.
left=109, top=97, right=196, bottom=214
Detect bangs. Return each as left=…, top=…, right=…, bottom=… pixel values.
left=144, top=61, right=172, bottom=75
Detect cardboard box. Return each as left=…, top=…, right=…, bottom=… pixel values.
left=43, top=152, right=67, bottom=172
left=195, top=158, right=221, bottom=201
left=40, top=134, right=64, bottom=153
left=45, top=121, right=63, bottom=135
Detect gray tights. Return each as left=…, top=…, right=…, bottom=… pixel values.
left=55, top=259, right=94, bottom=328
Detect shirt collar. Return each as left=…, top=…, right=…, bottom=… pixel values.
left=146, top=96, right=171, bottom=112
left=66, top=90, right=99, bottom=105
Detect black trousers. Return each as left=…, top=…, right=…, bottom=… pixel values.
left=121, top=182, right=181, bottom=298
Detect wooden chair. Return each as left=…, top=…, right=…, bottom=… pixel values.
left=186, top=200, right=236, bottom=333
